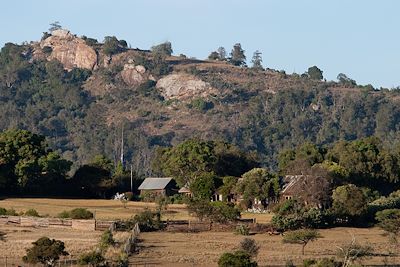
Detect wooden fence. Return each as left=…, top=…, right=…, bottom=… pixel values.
left=163, top=218, right=258, bottom=232
left=0, top=215, right=114, bottom=231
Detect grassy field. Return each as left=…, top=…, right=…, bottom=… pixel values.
left=0, top=225, right=101, bottom=262
left=0, top=198, right=397, bottom=266
left=0, top=198, right=192, bottom=220
left=132, top=227, right=398, bottom=267
left=0, top=198, right=271, bottom=223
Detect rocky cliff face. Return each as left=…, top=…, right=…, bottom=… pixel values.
left=156, top=73, right=216, bottom=100
left=38, top=29, right=97, bottom=70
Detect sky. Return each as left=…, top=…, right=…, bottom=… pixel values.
left=1, top=0, right=399, bottom=88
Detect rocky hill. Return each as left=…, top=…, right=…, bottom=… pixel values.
left=1, top=30, right=400, bottom=176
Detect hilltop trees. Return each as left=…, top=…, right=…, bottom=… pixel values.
left=151, top=41, right=173, bottom=56
left=208, top=51, right=220, bottom=60
left=217, top=47, right=226, bottom=60
left=208, top=47, right=227, bottom=61
left=102, top=36, right=127, bottom=56
left=229, top=43, right=246, bottom=66
left=251, top=50, right=263, bottom=70
left=306, top=66, right=323, bottom=80
left=48, top=21, right=62, bottom=33
left=337, top=73, right=357, bottom=87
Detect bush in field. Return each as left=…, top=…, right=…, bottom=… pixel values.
left=272, top=200, right=332, bottom=230
left=239, top=238, right=259, bottom=257
left=282, top=229, right=322, bottom=255
left=78, top=250, right=105, bottom=266
left=23, top=237, right=68, bottom=266
left=58, top=208, right=93, bottom=219
left=188, top=200, right=240, bottom=223
left=210, top=202, right=240, bottom=223
left=235, top=224, right=250, bottom=236
left=303, top=258, right=339, bottom=267
left=218, top=250, right=257, bottom=267
left=132, top=209, right=163, bottom=232
left=0, top=208, right=19, bottom=216
left=336, top=238, right=373, bottom=267
left=25, top=209, right=40, bottom=217
left=376, top=209, right=400, bottom=247
left=57, top=210, right=70, bottom=218
left=99, top=229, right=114, bottom=250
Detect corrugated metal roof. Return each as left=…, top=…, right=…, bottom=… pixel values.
left=138, top=177, right=173, bottom=190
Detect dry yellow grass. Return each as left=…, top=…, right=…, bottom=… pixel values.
left=0, top=198, right=191, bottom=220
left=131, top=227, right=398, bottom=267
left=0, top=225, right=100, bottom=260
left=241, top=212, right=274, bottom=224
left=0, top=198, right=271, bottom=222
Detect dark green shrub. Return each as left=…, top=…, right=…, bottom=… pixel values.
left=0, top=208, right=7, bottom=215
left=5, top=208, right=18, bottom=216
left=235, top=224, right=250, bottom=236
left=218, top=250, right=257, bottom=267
left=132, top=209, right=163, bottom=232
left=272, top=200, right=332, bottom=230
left=210, top=202, right=240, bottom=223
left=58, top=210, right=70, bottom=219
left=169, top=194, right=186, bottom=204
left=151, top=41, right=173, bottom=56
left=99, top=230, right=114, bottom=249
left=103, top=36, right=124, bottom=56
left=239, top=238, right=259, bottom=257
left=313, top=258, right=341, bottom=267
left=23, top=237, right=68, bottom=266
left=58, top=208, right=93, bottom=219
left=70, top=208, right=93, bottom=219
left=303, top=259, right=316, bottom=267
left=25, top=209, right=40, bottom=217
left=42, top=46, right=53, bottom=54
left=188, top=98, right=214, bottom=112
left=137, top=80, right=156, bottom=96
left=78, top=250, right=105, bottom=266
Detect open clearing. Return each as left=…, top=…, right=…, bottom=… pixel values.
left=1, top=198, right=396, bottom=266
left=0, top=225, right=101, bottom=264
left=0, top=198, right=272, bottom=223
left=0, top=198, right=192, bottom=220
left=131, top=227, right=398, bottom=267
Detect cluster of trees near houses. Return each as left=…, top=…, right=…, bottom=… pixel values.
left=2, top=128, right=400, bottom=231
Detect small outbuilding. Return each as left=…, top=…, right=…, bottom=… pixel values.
left=178, top=186, right=192, bottom=197
left=138, top=177, right=176, bottom=196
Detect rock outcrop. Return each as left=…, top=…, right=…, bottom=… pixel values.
left=39, top=29, right=97, bottom=70
left=156, top=73, right=216, bottom=100
left=121, top=63, right=153, bottom=87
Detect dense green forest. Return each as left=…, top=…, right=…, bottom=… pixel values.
left=1, top=32, right=400, bottom=180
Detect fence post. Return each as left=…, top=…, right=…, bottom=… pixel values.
left=5, top=256, right=7, bottom=267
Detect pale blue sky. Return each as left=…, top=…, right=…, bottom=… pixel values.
left=1, top=0, right=399, bottom=88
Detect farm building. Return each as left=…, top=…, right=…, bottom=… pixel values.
left=138, top=177, right=177, bottom=196
left=178, top=186, right=192, bottom=197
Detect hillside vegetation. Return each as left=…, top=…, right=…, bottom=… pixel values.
left=1, top=29, right=400, bottom=177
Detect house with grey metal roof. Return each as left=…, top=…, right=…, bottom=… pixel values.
left=138, top=177, right=177, bottom=196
